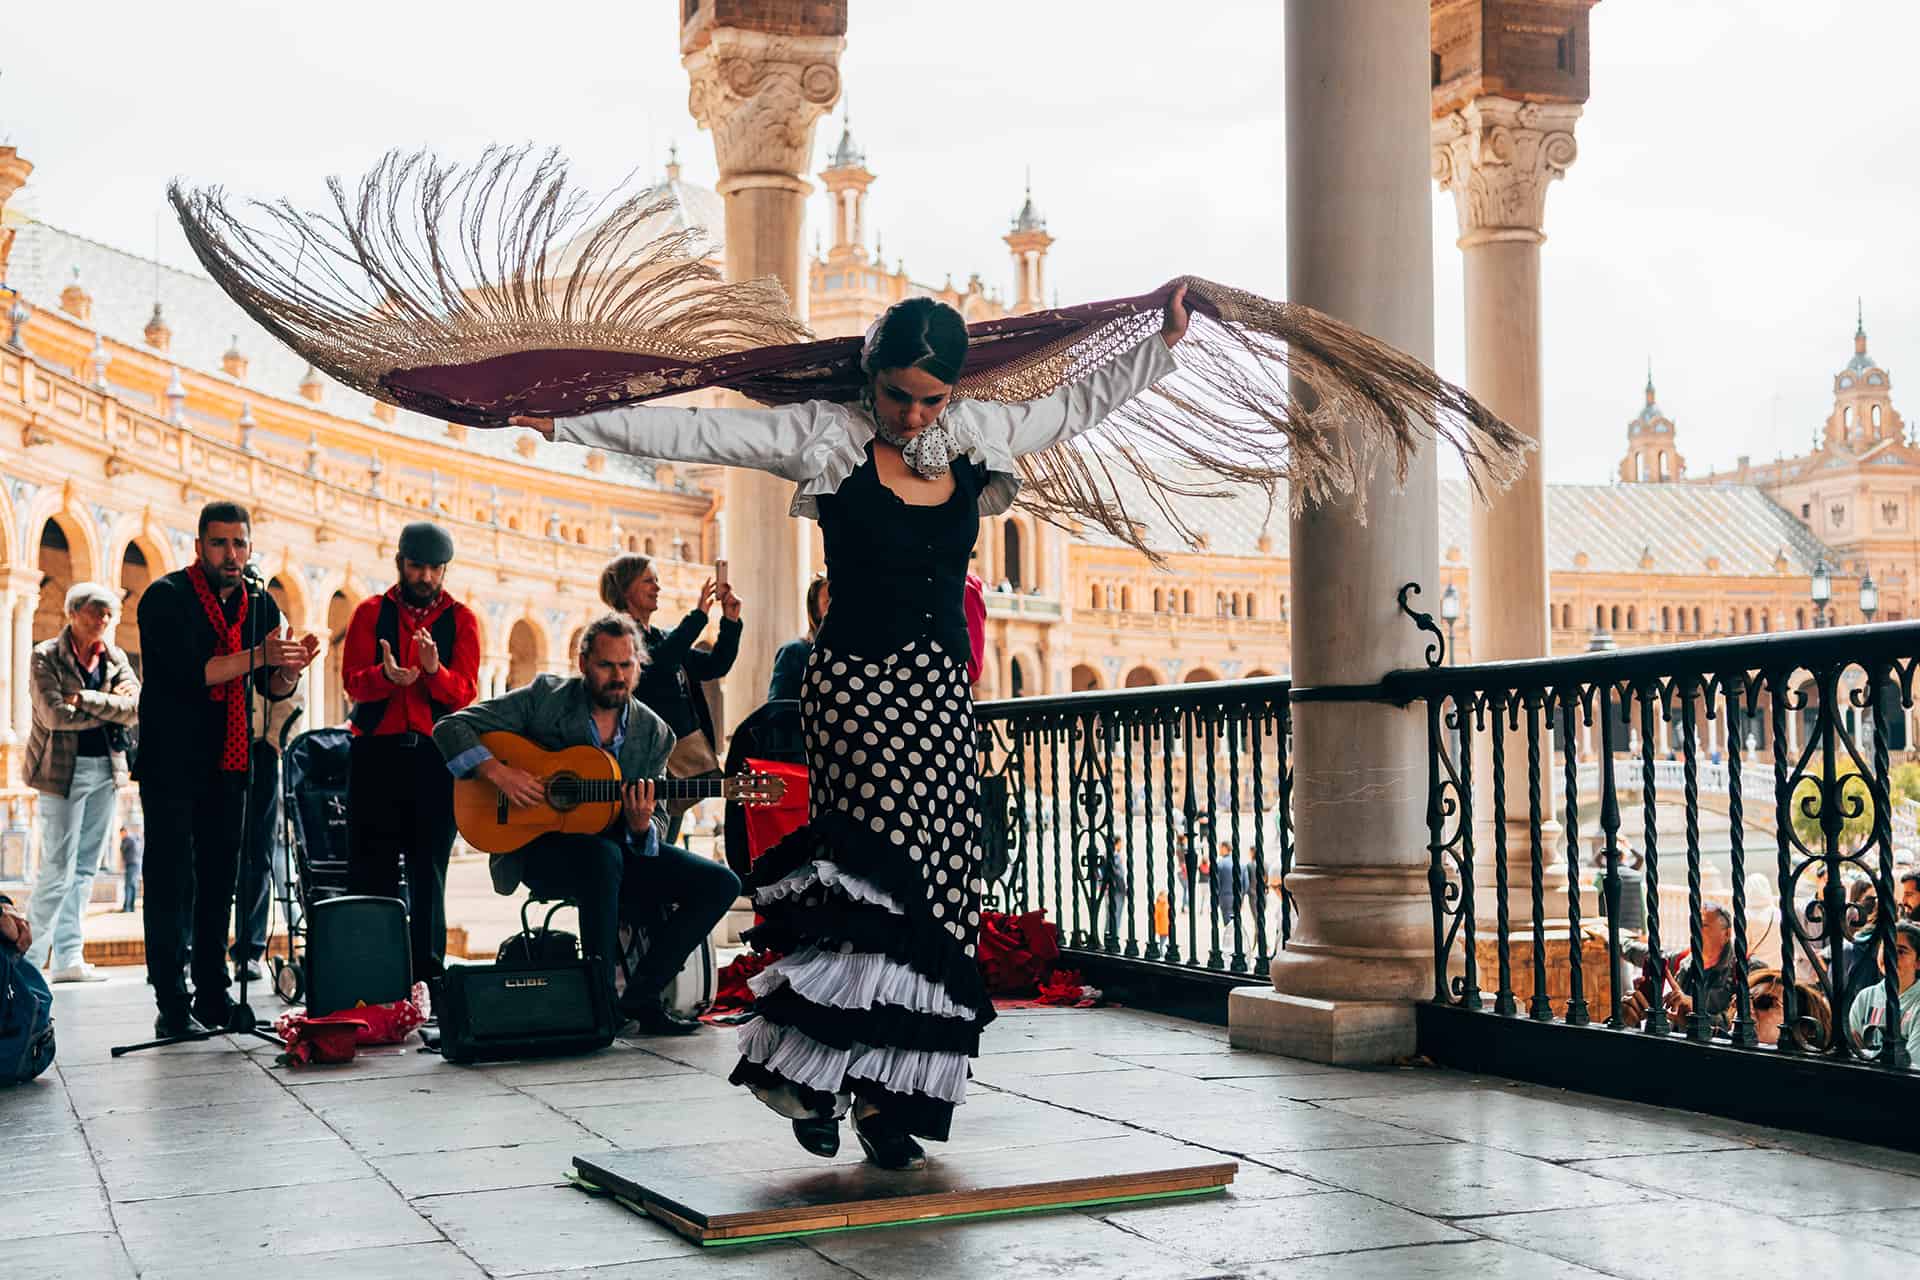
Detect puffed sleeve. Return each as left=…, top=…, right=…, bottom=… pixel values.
left=555, top=399, right=846, bottom=483
left=960, top=335, right=1178, bottom=459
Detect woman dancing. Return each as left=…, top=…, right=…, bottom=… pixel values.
left=167, top=148, right=1524, bottom=1168
left=509, top=291, right=1187, bottom=1167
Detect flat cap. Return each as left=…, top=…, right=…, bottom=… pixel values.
left=397, top=521, right=455, bottom=565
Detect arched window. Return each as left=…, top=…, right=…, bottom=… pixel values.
left=1635, top=454, right=1646, bottom=482
left=1183, top=589, right=1193, bottom=613
left=1009, top=657, right=1027, bottom=698
left=1797, top=606, right=1807, bottom=630
left=1245, top=595, right=1256, bottom=620
left=1610, top=605, right=1622, bottom=631
left=1657, top=452, right=1670, bottom=481
left=1662, top=606, right=1672, bottom=631
left=1595, top=604, right=1605, bottom=630
left=1561, top=603, right=1573, bottom=629
left=643, top=537, right=655, bottom=556
left=1002, top=521, right=1024, bottom=591
left=1120, top=586, right=1132, bottom=611
left=1745, top=607, right=1755, bottom=632
left=1091, top=584, right=1103, bottom=610
left=1761, top=609, right=1771, bottom=633
left=1153, top=587, right=1163, bottom=612
left=1845, top=406, right=1855, bottom=429
left=1627, top=606, right=1638, bottom=630
left=1693, top=607, right=1703, bottom=633
left=1872, top=404, right=1884, bottom=430
left=1231, top=594, right=1242, bottom=618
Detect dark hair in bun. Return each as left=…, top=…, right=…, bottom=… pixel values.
left=861, top=297, right=969, bottom=386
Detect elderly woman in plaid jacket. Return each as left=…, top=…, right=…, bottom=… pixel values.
left=24, top=582, right=140, bottom=981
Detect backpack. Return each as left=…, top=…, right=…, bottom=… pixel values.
left=0, top=946, right=56, bottom=1084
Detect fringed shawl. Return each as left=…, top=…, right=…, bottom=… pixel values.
left=169, top=146, right=1526, bottom=558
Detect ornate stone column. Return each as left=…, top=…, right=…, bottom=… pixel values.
left=10, top=578, right=37, bottom=764
left=1230, top=0, right=1441, bottom=1064
left=0, top=587, right=14, bottom=751
left=683, top=6, right=845, bottom=724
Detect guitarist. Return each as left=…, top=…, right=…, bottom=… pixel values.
left=431, top=612, right=740, bottom=1035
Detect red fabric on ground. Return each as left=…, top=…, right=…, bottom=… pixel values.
left=706, top=949, right=785, bottom=1019
left=976, top=909, right=1060, bottom=996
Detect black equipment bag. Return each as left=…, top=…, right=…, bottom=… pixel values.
left=497, top=900, right=582, bottom=969
left=435, top=958, right=615, bottom=1064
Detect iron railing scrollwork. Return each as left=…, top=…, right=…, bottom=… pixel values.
left=975, top=678, right=1293, bottom=979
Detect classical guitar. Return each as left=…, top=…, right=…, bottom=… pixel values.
left=452, top=730, right=787, bottom=854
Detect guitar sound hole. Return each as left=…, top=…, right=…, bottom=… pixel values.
left=548, top=773, right=580, bottom=812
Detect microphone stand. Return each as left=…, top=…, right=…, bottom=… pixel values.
left=114, top=565, right=280, bottom=1056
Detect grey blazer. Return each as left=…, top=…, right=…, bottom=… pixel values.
left=431, top=673, right=676, bottom=895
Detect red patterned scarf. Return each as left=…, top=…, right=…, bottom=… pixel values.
left=186, top=562, right=250, bottom=772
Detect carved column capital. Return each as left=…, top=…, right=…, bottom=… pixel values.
left=1431, top=96, right=1583, bottom=247
left=683, top=27, right=844, bottom=194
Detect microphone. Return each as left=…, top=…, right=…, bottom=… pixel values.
left=241, top=563, right=266, bottom=584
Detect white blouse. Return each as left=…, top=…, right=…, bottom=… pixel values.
left=556, top=334, right=1178, bottom=519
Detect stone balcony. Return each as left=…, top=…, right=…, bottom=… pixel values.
left=8, top=972, right=1917, bottom=1278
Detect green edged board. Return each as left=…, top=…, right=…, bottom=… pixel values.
left=572, top=1133, right=1237, bottom=1246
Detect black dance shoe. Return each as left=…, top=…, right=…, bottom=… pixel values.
left=853, top=1109, right=927, bottom=1171
left=791, top=1116, right=841, bottom=1158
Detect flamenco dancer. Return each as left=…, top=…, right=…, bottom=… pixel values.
left=168, top=149, right=1526, bottom=1169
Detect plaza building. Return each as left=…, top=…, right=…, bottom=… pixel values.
left=0, top=100, right=1911, bottom=875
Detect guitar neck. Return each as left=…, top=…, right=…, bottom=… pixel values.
left=555, top=775, right=728, bottom=803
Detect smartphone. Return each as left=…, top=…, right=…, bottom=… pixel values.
left=714, top=558, right=728, bottom=588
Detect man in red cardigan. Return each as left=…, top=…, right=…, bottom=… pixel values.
left=343, top=522, right=480, bottom=980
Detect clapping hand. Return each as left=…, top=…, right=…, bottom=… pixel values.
left=379, top=639, right=420, bottom=687
left=717, top=583, right=743, bottom=621
left=265, top=628, right=320, bottom=673
left=414, top=627, right=441, bottom=676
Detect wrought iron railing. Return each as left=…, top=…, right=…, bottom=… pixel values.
left=1389, top=599, right=1917, bottom=1073
left=974, top=678, right=1293, bottom=978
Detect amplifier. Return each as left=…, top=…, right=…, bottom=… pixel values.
left=435, top=959, right=616, bottom=1064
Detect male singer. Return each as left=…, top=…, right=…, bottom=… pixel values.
left=341, top=521, right=480, bottom=981
left=135, top=502, right=318, bottom=1037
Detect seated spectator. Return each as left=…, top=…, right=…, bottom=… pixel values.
left=1846, top=921, right=1920, bottom=1063
left=1748, top=967, right=1832, bottom=1049
left=1625, top=901, right=1743, bottom=1033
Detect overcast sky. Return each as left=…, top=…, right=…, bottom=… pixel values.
left=4, top=1, right=1915, bottom=485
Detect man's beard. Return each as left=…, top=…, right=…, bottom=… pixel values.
left=201, top=559, right=242, bottom=589
left=589, top=681, right=629, bottom=709
left=401, top=580, right=441, bottom=607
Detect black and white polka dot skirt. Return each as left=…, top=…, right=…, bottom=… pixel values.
left=728, top=637, right=993, bottom=1143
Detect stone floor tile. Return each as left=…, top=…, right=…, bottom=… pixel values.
left=480, top=1049, right=701, bottom=1087
left=1271, top=1142, right=1669, bottom=1218
left=0, top=1184, right=113, bottom=1241
left=1472, top=1199, right=1914, bottom=1280
left=64, top=1063, right=289, bottom=1119
left=811, top=1207, right=1240, bottom=1280
left=83, top=1095, right=334, bottom=1159
left=418, top=1183, right=699, bottom=1277
left=1152, top=1105, right=1444, bottom=1154
left=1005, top=1067, right=1311, bottom=1123
left=3, top=1231, right=137, bottom=1278
left=625, top=1033, right=744, bottom=1075
left=115, top=1177, right=438, bottom=1271
left=321, top=1091, right=591, bottom=1157
left=1097, top=1189, right=1466, bottom=1266
left=969, top=1047, right=1142, bottom=1081
left=515, top=1246, right=856, bottom=1279
left=1796, top=1205, right=1920, bottom=1240
left=575, top=1095, right=804, bottom=1150
left=1567, top=1146, right=1920, bottom=1217
left=269, top=1042, right=452, bottom=1083
left=1322, top=1089, right=1754, bottom=1161
left=139, top=1242, right=487, bottom=1280
left=1210, top=1159, right=1329, bottom=1200
left=288, top=1071, right=516, bottom=1112
left=522, top=1069, right=738, bottom=1110
left=98, top=1135, right=374, bottom=1202
left=1112, top=1050, right=1345, bottom=1079
left=1239, top=1238, right=1616, bottom=1279
left=58, top=1051, right=264, bottom=1085
left=0, top=1126, right=100, bottom=1191
left=1256, top=1068, right=1507, bottom=1101
left=374, top=1136, right=617, bottom=1199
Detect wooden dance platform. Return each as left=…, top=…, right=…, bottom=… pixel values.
left=572, top=1133, right=1236, bottom=1246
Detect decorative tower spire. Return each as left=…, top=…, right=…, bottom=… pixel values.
left=665, top=141, right=681, bottom=183
left=59, top=267, right=92, bottom=322
left=221, top=334, right=248, bottom=381
left=1003, top=169, right=1054, bottom=316
left=818, top=102, right=875, bottom=258
left=143, top=301, right=171, bottom=352
left=298, top=363, right=324, bottom=403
